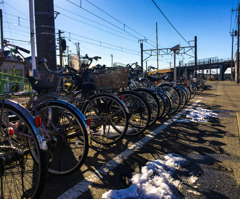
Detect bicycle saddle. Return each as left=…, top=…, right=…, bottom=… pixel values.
left=28, top=76, right=53, bottom=92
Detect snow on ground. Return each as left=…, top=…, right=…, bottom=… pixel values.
left=175, top=106, right=218, bottom=123
left=102, top=153, right=190, bottom=199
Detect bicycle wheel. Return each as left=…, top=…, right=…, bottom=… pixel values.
left=81, top=93, right=129, bottom=145
left=179, top=84, right=191, bottom=102
left=189, top=83, right=197, bottom=99
left=158, top=84, right=181, bottom=115
left=120, top=91, right=151, bottom=136
left=35, top=100, right=89, bottom=175
left=155, top=88, right=172, bottom=117
left=134, top=88, right=162, bottom=126
left=175, top=85, right=187, bottom=111
left=0, top=100, right=48, bottom=199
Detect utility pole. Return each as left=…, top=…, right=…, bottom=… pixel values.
left=156, top=22, right=159, bottom=71
left=230, top=28, right=236, bottom=81
left=110, top=54, right=113, bottom=67
left=58, top=30, right=65, bottom=67
left=146, top=61, right=148, bottom=72
left=76, top=42, right=80, bottom=58
left=194, top=36, right=197, bottom=78
left=29, top=0, right=36, bottom=75
left=178, top=61, right=181, bottom=79
left=237, top=3, right=240, bottom=83
left=35, top=0, right=56, bottom=71
left=0, top=9, right=3, bottom=47
left=209, top=58, right=211, bottom=80
left=139, top=39, right=147, bottom=73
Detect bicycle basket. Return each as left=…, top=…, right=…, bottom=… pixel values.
left=35, top=70, right=63, bottom=92
left=92, top=68, right=129, bottom=90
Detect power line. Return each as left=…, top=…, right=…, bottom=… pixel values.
left=57, top=12, right=138, bottom=43
left=3, top=1, right=29, bottom=18
left=3, top=18, right=140, bottom=55
left=152, top=0, right=189, bottom=45
left=55, top=5, right=138, bottom=41
left=67, top=0, right=142, bottom=40
left=2, top=3, right=12, bottom=40
left=59, top=30, right=139, bottom=53
left=85, top=0, right=160, bottom=47
left=85, top=0, right=146, bottom=39
left=2, top=12, right=29, bottom=21
left=63, top=33, right=139, bottom=56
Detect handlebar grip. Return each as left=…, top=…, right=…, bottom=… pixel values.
left=18, top=47, right=30, bottom=54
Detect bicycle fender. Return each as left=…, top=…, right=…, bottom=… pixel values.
left=48, top=99, right=88, bottom=130
left=1, top=99, right=48, bottom=151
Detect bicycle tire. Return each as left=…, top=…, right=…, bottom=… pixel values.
left=158, top=84, right=181, bottom=115
left=189, top=83, right=197, bottom=99
left=0, top=101, right=48, bottom=199
left=134, top=88, right=162, bottom=126
left=175, top=85, right=187, bottom=110
left=35, top=100, right=89, bottom=175
left=120, top=90, right=151, bottom=136
left=81, top=93, right=129, bottom=145
left=155, top=88, right=172, bottom=117
left=179, top=84, right=191, bottom=102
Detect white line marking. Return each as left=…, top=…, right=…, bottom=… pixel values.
left=57, top=100, right=201, bottom=199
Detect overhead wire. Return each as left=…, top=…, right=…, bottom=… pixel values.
left=62, top=33, right=139, bottom=56
left=3, top=1, right=28, bottom=18
left=58, top=30, right=139, bottom=53
left=2, top=3, right=12, bottom=40
left=66, top=0, right=158, bottom=49
left=67, top=0, right=141, bottom=40
left=55, top=5, right=138, bottom=42
left=2, top=14, right=139, bottom=54
left=57, top=12, right=138, bottom=43
left=152, top=0, right=195, bottom=57
left=85, top=0, right=158, bottom=46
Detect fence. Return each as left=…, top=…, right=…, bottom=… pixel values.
left=0, top=72, right=32, bottom=94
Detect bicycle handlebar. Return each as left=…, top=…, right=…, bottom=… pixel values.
left=0, top=42, right=30, bottom=54
left=18, top=47, right=30, bottom=54
left=38, top=59, right=66, bottom=73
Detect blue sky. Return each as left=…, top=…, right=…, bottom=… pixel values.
left=0, top=0, right=238, bottom=71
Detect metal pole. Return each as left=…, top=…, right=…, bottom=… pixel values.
left=237, top=4, right=240, bottom=83
left=174, top=52, right=176, bottom=81
left=140, top=42, right=143, bottom=73
left=178, top=61, right=180, bottom=79
left=194, top=36, right=197, bottom=78
left=59, top=30, right=62, bottom=67
left=110, top=54, right=113, bottom=67
left=146, top=61, right=147, bottom=73
left=0, top=9, right=3, bottom=48
left=156, top=22, right=159, bottom=71
left=231, top=28, right=234, bottom=81
left=29, top=0, right=36, bottom=76
left=209, top=58, right=211, bottom=80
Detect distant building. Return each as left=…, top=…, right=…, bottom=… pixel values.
left=0, top=51, right=29, bottom=92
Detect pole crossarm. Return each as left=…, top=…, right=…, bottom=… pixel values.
left=143, top=55, right=152, bottom=61
left=143, top=45, right=195, bottom=58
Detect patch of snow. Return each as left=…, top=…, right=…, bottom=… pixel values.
left=175, top=106, right=218, bottom=123
left=102, top=153, right=189, bottom=199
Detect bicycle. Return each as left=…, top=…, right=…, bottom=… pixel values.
left=0, top=40, right=48, bottom=198
left=39, top=58, right=129, bottom=146
left=63, top=55, right=152, bottom=137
